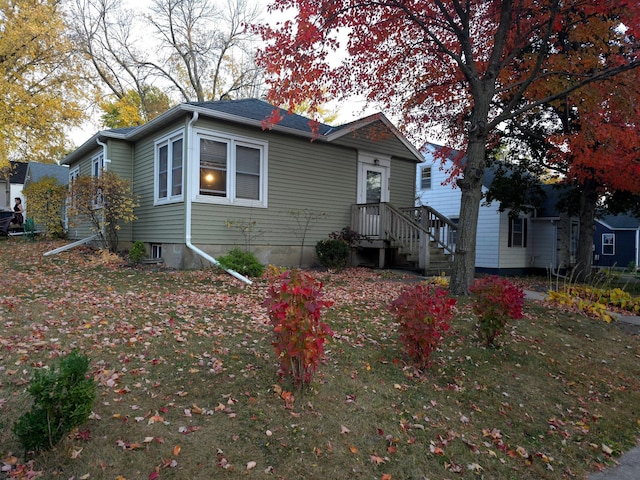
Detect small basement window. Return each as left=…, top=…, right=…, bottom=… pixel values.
left=151, top=244, right=162, bottom=259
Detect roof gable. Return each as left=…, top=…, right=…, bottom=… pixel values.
left=421, top=143, right=494, bottom=190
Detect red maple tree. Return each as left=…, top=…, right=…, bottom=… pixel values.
left=546, top=70, right=640, bottom=280
left=257, top=1, right=640, bottom=293
left=494, top=12, right=640, bottom=281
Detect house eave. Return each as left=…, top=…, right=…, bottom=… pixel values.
left=61, top=103, right=423, bottom=165
left=61, top=131, right=128, bottom=165
left=127, top=104, right=323, bottom=142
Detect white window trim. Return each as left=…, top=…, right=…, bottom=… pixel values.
left=69, top=166, right=80, bottom=183
left=420, top=166, right=432, bottom=190
left=193, top=128, right=268, bottom=208
left=66, top=166, right=81, bottom=229
left=357, top=152, right=391, bottom=204
left=509, top=217, right=526, bottom=248
left=91, top=153, right=104, bottom=177
left=602, top=233, right=615, bottom=255
left=151, top=244, right=162, bottom=259
left=154, top=129, right=185, bottom=205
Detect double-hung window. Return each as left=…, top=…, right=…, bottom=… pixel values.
left=602, top=233, right=615, bottom=255
left=69, top=166, right=80, bottom=184
left=89, top=153, right=105, bottom=208
left=508, top=217, right=527, bottom=248
left=420, top=166, right=432, bottom=189
left=155, top=131, right=184, bottom=203
left=196, top=131, right=267, bottom=207
left=92, top=153, right=104, bottom=177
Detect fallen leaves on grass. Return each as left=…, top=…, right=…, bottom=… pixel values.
left=1, top=243, right=639, bottom=480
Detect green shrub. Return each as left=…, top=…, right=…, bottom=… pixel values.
left=217, top=248, right=264, bottom=277
left=13, top=350, right=96, bottom=453
left=315, top=239, right=350, bottom=270
left=129, top=241, right=147, bottom=264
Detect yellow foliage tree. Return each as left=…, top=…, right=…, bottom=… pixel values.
left=22, top=176, right=68, bottom=238
left=99, top=87, right=172, bottom=128
left=290, top=100, right=340, bottom=126
left=67, top=171, right=138, bottom=252
left=0, top=0, right=88, bottom=168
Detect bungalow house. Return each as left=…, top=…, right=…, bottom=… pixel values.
left=416, top=143, right=578, bottom=275
left=60, top=99, right=426, bottom=272
left=593, top=214, right=640, bottom=271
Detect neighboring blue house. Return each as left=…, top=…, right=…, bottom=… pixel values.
left=593, top=214, right=640, bottom=271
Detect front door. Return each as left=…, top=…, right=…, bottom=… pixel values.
left=357, top=155, right=390, bottom=237
left=357, top=160, right=389, bottom=204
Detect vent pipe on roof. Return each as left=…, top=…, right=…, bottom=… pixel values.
left=183, top=111, right=252, bottom=285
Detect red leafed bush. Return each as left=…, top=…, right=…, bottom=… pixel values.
left=389, top=284, right=457, bottom=369
left=264, top=269, right=334, bottom=387
left=470, top=276, right=525, bottom=347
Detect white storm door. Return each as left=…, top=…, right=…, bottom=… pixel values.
left=357, top=163, right=389, bottom=204
left=357, top=160, right=389, bottom=237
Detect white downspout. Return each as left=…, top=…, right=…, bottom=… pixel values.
left=184, top=112, right=252, bottom=285
left=96, top=138, right=111, bottom=169
left=95, top=137, right=109, bottom=245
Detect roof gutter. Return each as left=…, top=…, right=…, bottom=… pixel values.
left=184, top=111, right=252, bottom=285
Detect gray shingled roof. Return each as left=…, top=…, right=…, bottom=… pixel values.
left=599, top=214, right=640, bottom=230
left=25, top=162, right=69, bottom=186
left=186, top=99, right=336, bottom=135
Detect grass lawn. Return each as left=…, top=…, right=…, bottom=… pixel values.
left=1, top=239, right=639, bottom=480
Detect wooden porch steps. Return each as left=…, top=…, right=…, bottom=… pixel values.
left=351, top=203, right=456, bottom=274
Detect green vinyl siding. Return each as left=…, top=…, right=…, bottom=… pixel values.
left=389, top=156, right=417, bottom=207
left=107, top=139, right=134, bottom=242
left=106, top=140, right=133, bottom=181
left=65, top=146, right=100, bottom=240
left=131, top=122, right=188, bottom=243
left=333, top=120, right=417, bottom=160
left=65, top=140, right=137, bottom=242
left=190, top=121, right=356, bottom=246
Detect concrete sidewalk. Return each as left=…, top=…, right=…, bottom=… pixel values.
left=588, top=443, right=640, bottom=480
left=524, top=291, right=640, bottom=479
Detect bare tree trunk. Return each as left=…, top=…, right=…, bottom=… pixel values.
left=573, top=179, right=598, bottom=282
left=450, top=132, right=488, bottom=295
